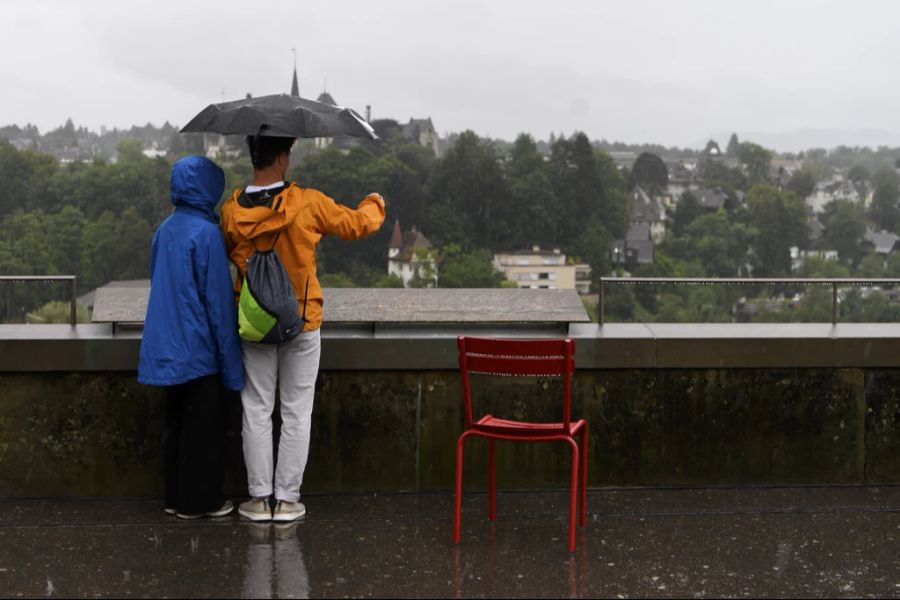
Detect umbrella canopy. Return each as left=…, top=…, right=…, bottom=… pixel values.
left=181, top=93, right=378, bottom=140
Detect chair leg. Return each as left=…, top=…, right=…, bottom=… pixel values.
left=580, top=425, right=588, bottom=528
left=454, top=433, right=468, bottom=544
left=567, top=438, right=579, bottom=552
left=488, top=440, right=496, bottom=521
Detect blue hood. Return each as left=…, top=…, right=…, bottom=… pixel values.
left=170, top=155, right=225, bottom=215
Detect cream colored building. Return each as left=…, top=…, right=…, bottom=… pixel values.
left=493, top=247, right=591, bottom=294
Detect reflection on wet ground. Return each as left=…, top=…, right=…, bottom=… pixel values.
left=1, top=486, right=899, bottom=598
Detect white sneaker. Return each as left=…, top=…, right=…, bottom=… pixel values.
left=272, top=500, right=306, bottom=522
left=176, top=500, right=234, bottom=520
left=239, top=498, right=272, bottom=522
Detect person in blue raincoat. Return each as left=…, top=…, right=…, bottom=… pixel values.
left=138, top=155, right=244, bottom=519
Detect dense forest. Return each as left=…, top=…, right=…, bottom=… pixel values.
left=3, top=121, right=900, bottom=323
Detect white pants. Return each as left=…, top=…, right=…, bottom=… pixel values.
left=241, top=329, right=321, bottom=502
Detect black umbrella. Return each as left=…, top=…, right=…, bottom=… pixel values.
left=180, top=93, right=378, bottom=140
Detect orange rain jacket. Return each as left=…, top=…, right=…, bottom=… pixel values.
left=220, top=183, right=385, bottom=332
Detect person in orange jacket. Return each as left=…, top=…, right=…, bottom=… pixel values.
left=221, top=135, right=385, bottom=522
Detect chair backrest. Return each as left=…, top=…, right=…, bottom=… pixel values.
left=457, top=336, right=576, bottom=429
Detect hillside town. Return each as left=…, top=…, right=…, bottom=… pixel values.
left=4, top=68, right=900, bottom=324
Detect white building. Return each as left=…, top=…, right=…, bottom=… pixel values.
left=806, top=177, right=864, bottom=214
left=387, top=220, right=438, bottom=287
left=493, top=247, right=591, bottom=294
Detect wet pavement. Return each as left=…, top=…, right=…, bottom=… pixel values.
left=1, top=486, right=899, bottom=598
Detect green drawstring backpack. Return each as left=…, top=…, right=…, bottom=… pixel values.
left=236, top=191, right=308, bottom=344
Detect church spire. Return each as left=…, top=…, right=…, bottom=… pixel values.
left=290, top=48, right=299, bottom=97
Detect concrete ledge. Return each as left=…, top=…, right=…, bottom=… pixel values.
left=3, top=323, right=900, bottom=371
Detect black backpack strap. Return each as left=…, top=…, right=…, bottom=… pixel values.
left=299, top=276, right=310, bottom=324
left=249, top=230, right=282, bottom=253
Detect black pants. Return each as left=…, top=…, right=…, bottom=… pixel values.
left=164, top=374, right=225, bottom=514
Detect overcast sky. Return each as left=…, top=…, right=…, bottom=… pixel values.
left=4, top=0, right=900, bottom=150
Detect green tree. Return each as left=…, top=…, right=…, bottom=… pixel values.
left=550, top=133, right=629, bottom=244
left=48, top=206, right=86, bottom=278
left=319, top=272, right=357, bottom=287
left=798, top=256, right=850, bottom=278
left=575, top=215, right=615, bottom=285
left=0, top=141, right=59, bottom=216
left=408, top=248, right=438, bottom=288
left=506, top=134, right=561, bottom=248
left=80, top=211, right=120, bottom=290
left=745, top=185, right=808, bottom=276
left=847, top=164, right=871, bottom=184
left=655, top=293, right=687, bottom=322
left=861, top=291, right=900, bottom=322
left=858, top=254, right=884, bottom=278
left=684, top=286, right=732, bottom=322
left=26, top=300, right=90, bottom=324
left=437, top=244, right=505, bottom=288
left=821, top=200, right=866, bottom=266
left=371, top=273, right=405, bottom=288
left=428, top=131, right=509, bottom=249
left=726, top=133, right=740, bottom=157
left=794, top=287, right=833, bottom=322
left=698, top=160, right=748, bottom=192
left=737, top=142, right=772, bottom=186
left=683, top=210, right=753, bottom=277
left=0, top=209, right=57, bottom=319
left=671, top=191, right=704, bottom=237
left=629, top=152, right=669, bottom=194
left=0, top=209, right=53, bottom=276
left=870, top=168, right=900, bottom=232
left=840, top=289, right=864, bottom=322
left=115, top=138, right=145, bottom=164
left=786, top=168, right=816, bottom=200
left=603, top=284, right=636, bottom=322
left=885, top=253, right=900, bottom=278
left=113, top=207, right=154, bottom=280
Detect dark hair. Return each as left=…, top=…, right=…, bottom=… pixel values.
left=246, top=135, right=296, bottom=169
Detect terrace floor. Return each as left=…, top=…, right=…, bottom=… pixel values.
left=2, top=485, right=899, bottom=598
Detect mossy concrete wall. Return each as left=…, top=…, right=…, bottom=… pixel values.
left=2, top=368, right=898, bottom=497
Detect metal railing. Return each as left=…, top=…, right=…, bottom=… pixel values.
left=0, top=276, right=78, bottom=326
left=598, top=277, right=900, bottom=325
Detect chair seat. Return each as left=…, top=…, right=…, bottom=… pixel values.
left=473, top=415, right=586, bottom=437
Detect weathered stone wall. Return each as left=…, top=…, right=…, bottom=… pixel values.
left=1, top=367, right=897, bottom=497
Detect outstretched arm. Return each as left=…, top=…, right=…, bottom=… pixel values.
left=314, top=191, right=386, bottom=240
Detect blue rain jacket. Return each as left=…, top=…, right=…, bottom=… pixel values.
left=138, top=156, right=244, bottom=391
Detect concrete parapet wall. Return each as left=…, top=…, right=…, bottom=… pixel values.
left=1, top=360, right=898, bottom=497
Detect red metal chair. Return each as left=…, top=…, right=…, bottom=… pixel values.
left=453, top=336, right=588, bottom=552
